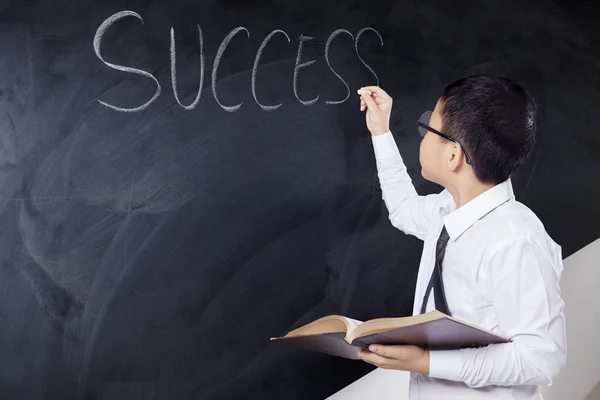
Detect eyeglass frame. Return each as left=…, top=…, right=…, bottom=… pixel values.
left=416, top=111, right=473, bottom=165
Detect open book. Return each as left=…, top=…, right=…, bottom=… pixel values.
left=271, top=310, right=510, bottom=360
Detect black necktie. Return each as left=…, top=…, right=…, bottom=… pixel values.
left=420, top=226, right=452, bottom=316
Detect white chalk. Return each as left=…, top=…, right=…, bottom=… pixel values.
left=357, top=89, right=372, bottom=96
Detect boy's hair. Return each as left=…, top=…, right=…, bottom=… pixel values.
left=439, top=75, right=538, bottom=185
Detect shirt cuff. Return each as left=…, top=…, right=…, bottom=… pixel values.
left=371, top=131, right=402, bottom=160
left=427, top=350, right=464, bottom=382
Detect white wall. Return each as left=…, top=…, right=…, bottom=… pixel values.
left=541, top=238, right=600, bottom=400
left=327, top=238, right=600, bottom=400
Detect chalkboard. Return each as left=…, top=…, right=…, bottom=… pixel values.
left=0, top=0, right=598, bottom=399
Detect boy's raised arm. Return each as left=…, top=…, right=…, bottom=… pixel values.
left=361, top=86, right=442, bottom=240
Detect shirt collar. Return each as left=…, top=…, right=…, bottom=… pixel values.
left=442, top=179, right=515, bottom=240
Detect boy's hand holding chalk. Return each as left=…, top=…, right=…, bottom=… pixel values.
left=358, top=86, right=392, bottom=136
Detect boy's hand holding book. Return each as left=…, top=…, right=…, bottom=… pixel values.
left=357, top=343, right=430, bottom=375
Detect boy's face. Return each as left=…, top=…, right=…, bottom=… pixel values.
left=419, top=98, right=448, bottom=185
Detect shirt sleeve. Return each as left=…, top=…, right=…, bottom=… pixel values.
left=371, top=131, right=441, bottom=241
left=427, top=238, right=567, bottom=387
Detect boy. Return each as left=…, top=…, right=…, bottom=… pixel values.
left=356, top=76, right=566, bottom=399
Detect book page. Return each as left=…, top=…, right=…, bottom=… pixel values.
left=343, top=317, right=363, bottom=333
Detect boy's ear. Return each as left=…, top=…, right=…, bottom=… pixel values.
left=447, top=143, right=463, bottom=172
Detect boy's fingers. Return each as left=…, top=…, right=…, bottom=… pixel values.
left=361, top=86, right=390, bottom=101
left=361, top=92, right=377, bottom=110
left=357, top=348, right=390, bottom=368
left=372, top=96, right=387, bottom=106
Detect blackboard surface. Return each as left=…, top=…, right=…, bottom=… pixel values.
left=0, top=0, right=598, bottom=399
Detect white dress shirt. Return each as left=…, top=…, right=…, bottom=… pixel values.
left=371, top=132, right=567, bottom=400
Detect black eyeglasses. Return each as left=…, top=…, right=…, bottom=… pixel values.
left=417, top=111, right=472, bottom=165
